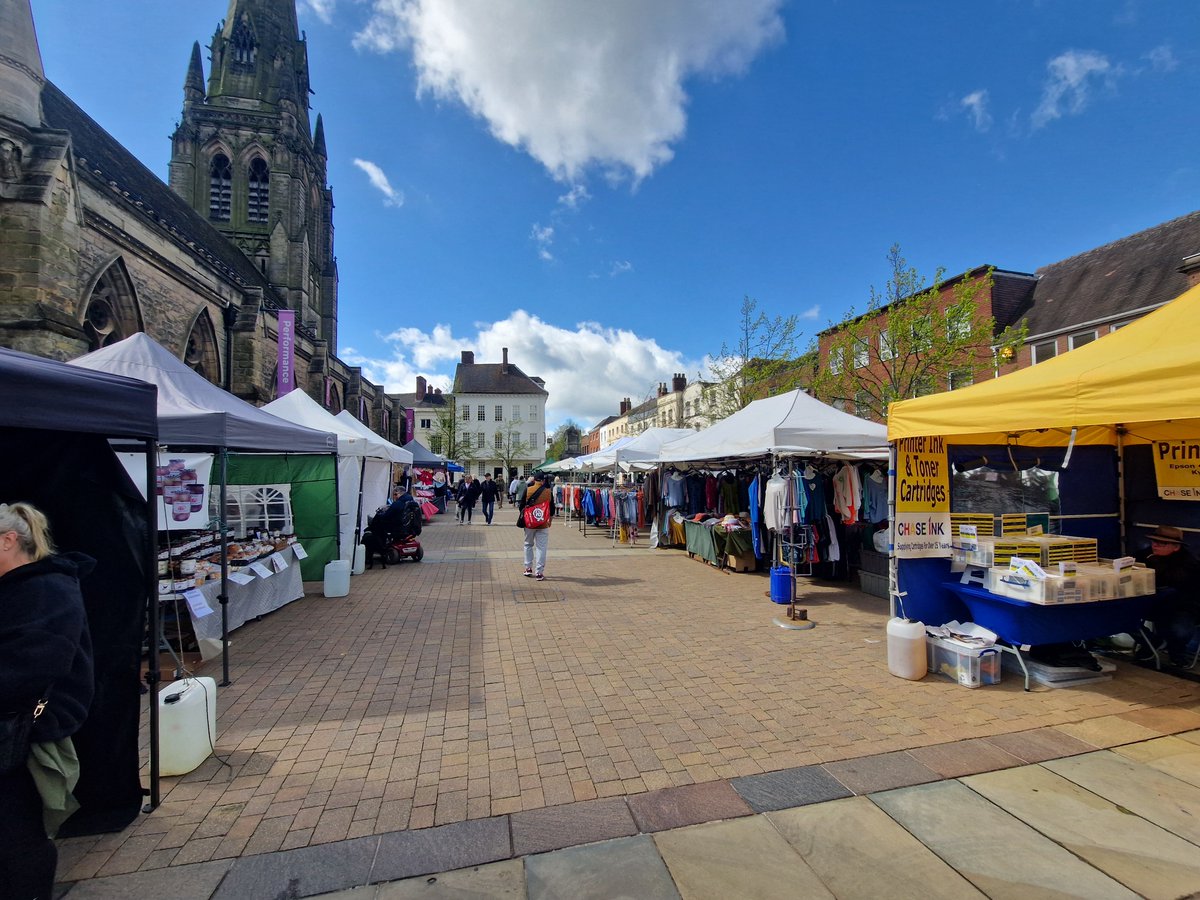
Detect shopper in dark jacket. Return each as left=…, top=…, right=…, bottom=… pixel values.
left=478, top=473, right=501, bottom=525
left=0, top=501, right=94, bottom=900
left=454, top=475, right=481, bottom=525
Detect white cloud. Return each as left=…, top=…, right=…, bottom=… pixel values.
left=960, top=89, right=992, bottom=133
left=610, top=260, right=633, bottom=277
left=1145, top=44, right=1178, bottom=73
left=799, top=304, right=820, bottom=320
left=531, top=223, right=555, bottom=261
left=342, top=310, right=703, bottom=427
left=557, top=184, right=591, bottom=210
left=354, top=0, right=785, bottom=183
left=352, top=158, right=405, bottom=207
left=300, top=0, right=336, bottom=24
left=1031, top=50, right=1115, bottom=130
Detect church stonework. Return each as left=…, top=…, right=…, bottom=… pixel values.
left=0, top=0, right=395, bottom=438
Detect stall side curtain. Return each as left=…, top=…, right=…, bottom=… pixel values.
left=0, top=429, right=149, bottom=835
left=226, top=453, right=338, bottom=581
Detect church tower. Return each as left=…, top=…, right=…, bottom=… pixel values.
left=169, top=0, right=338, bottom=347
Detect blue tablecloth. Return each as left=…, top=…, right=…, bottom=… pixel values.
left=941, top=581, right=1156, bottom=646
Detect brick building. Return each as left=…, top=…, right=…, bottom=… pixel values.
left=816, top=211, right=1200, bottom=418
left=0, top=0, right=398, bottom=437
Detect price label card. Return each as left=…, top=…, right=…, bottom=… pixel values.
left=959, top=524, right=978, bottom=551
left=183, top=589, right=214, bottom=618
left=270, top=552, right=288, bottom=572
left=291, top=543, right=308, bottom=560
left=228, top=570, right=255, bottom=585
left=250, top=561, right=273, bottom=579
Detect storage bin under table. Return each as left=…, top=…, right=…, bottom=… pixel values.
left=940, top=581, right=1159, bottom=691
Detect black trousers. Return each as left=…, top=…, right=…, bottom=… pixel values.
left=0, top=764, right=56, bottom=900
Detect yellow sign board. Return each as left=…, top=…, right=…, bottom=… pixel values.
left=895, top=436, right=951, bottom=557
left=1153, top=440, right=1200, bottom=500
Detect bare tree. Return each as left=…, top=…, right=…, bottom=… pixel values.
left=703, top=296, right=805, bottom=420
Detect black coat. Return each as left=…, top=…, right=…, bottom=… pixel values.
left=478, top=479, right=501, bottom=502
left=0, top=553, right=95, bottom=741
left=455, top=480, right=482, bottom=508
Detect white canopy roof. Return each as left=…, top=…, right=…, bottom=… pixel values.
left=261, top=390, right=403, bottom=461
left=333, top=410, right=413, bottom=464
left=570, top=435, right=638, bottom=472
left=578, top=427, right=696, bottom=472
left=70, top=333, right=336, bottom=452
left=655, top=389, right=888, bottom=464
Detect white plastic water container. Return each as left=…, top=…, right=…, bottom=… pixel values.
left=886, top=617, right=927, bottom=680
left=351, top=543, right=366, bottom=576
left=159, top=677, right=217, bottom=776
left=324, top=559, right=351, bottom=597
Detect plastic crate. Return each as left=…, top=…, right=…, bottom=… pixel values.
left=926, top=635, right=1001, bottom=688
left=858, top=570, right=889, bottom=599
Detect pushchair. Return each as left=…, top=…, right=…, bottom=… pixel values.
left=362, top=499, right=424, bottom=568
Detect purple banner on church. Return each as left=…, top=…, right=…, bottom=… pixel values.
left=277, top=310, right=296, bottom=396
left=405, top=408, right=415, bottom=443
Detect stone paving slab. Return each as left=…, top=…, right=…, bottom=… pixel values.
left=510, top=798, right=637, bottom=857
left=626, top=781, right=752, bottom=833
left=821, top=749, right=942, bottom=794
left=729, top=764, right=852, bottom=812
left=963, top=764, right=1200, bottom=898
left=524, top=835, right=680, bottom=900
left=56, top=859, right=234, bottom=900
left=1111, top=734, right=1200, bottom=788
left=211, top=835, right=379, bottom=899
left=871, top=780, right=1138, bottom=900
left=768, top=795, right=985, bottom=900
left=375, top=859, right=526, bottom=898
left=653, top=816, right=832, bottom=900
left=981, top=725, right=1097, bottom=763
left=371, top=817, right=512, bottom=884
left=1041, top=749, right=1200, bottom=845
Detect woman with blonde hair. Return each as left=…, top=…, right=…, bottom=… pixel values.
left=0, top=501, right=94, bottom=899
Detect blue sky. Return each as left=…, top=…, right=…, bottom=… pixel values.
left=32, top=0, right=1199, bottom=431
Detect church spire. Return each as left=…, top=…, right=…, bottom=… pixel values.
left=207, top=0, right=311, bottom=134
left=312, top=113, right=326, bottom=158
left=184, top=41, right=205, bottom=104
left=0, top=0, right=46, bottom=127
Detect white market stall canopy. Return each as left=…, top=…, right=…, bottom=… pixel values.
left=570, top=435, right=638, bottom=472
left=578, top=427, right=696, bottom=472
left=655, top=388, right=888, bottom=464
left=333, top=410, right=413, bottom=464
left=70, top=333, right=336, bottom=452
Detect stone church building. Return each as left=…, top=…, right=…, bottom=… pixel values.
left=0, top=0, right=398, bottom=438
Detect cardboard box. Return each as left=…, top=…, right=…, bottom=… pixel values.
left=927, top=635, right=1001, bottom=687
left=726, top=552, right=756, bottom=573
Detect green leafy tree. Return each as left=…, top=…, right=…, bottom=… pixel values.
left=429, top=396, right=476, bottom=464
left=703, top=296, right=805, bottom=420
left=494, top=417, right=534, bottom=478
left=809, top=245, right=1027, bottom=421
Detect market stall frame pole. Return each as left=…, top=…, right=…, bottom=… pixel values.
left=143, top=440, right=162, bottom=811
left=218, top=448, right=231, bottom=687
left=1117, top=425, right=1127, bottom=557
left=887, top=442, right=898, bottom=619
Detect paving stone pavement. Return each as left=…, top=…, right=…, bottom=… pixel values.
left=55, top=512, right=1200, bottom=898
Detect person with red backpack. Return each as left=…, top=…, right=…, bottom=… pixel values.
left=518, top=474, right=556, bottom=581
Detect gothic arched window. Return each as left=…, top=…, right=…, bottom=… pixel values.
left=247, top=157, right=270, bottom=223
left=83, top=263, right=140, bottom=352
left=359, top=398, right=371, bottom=426
left=231, top=16, right=257, bottom=66
left=209, top=154, right=232, bottom=221
left=184, top=309, right=221, bottom=384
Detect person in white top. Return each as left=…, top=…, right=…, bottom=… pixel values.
left=508, top=474, right=523, bottom=505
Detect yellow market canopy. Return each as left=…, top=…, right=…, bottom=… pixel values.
left=887, top=282, right=1200, bottom=447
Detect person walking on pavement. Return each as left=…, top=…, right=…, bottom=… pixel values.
left=454, top=475, right=481, bottom=525
left=508, top=472, right=523, bottom=507
left=478, top=473, right=501, bottom=525
left=518, top=473, right=555, bottom=580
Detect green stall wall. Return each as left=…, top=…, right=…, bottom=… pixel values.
left=225, top=453, right=337, bottom=581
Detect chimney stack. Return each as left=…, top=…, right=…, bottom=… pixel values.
left=502, top=347, right=509, bottom=374
left=415, top=376, right=427, bottom=401
left=434, top=388, right=442, bottom=396
left=619, top=397, right=631, bottom=415
left=657, top=383, right=667, bottom=397
left=672, top=373, right=687, bottom=392
left=461, top=350, right=474, bottom=365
